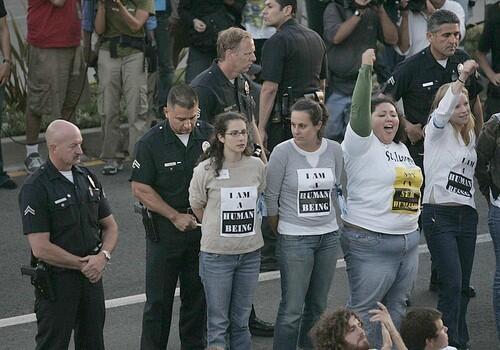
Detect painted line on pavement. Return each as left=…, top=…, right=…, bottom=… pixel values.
left=0, top=233, right=492, bottom=329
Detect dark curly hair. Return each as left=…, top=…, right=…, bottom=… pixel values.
left=400, top=308, right=443, bottom=350
left=198, top=112, right=253, bottom=177
left=310, top=309, right=363, bottom=350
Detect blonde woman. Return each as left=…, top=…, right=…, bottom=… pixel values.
left=421, top=60, right=480, bottom=350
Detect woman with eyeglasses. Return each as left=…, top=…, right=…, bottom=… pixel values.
left=265, top=98, right=343, bottom=350
left=189, top=112, right=266, bottom=350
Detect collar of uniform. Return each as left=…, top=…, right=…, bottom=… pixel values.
left=212, top=60, right=236, bottom=88
left=45, top=159, right=84, bottom=181
left=424, top=46, right=462, bottom=69
left=161, top=119, right=205, bottom=145
left=279, top=18, right=296, bottom=31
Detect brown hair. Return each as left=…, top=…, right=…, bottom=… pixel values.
left=291, top=98, right=329, bottom=139
left=400, top=308, right=443, bottom=350
left=217, top=27, right=252, bottom=61
left=371, top=96, right=407, bottom=144
left=310, top=309, right=363, bottom=350
left=430, top=83, right=475, bottom=145
left=198, top=112, right=253, bottom=177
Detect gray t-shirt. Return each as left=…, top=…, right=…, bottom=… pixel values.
left=323, top=3, right=383, bottom=95
left=265, top=138, right=343, bottom=234
left=189, top=156, right=266, bottom=254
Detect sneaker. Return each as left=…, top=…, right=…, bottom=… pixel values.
left=24, top=153, right=44, bottom=174
left=0, top=178, right=17, bottom=189
left=102, top=160, right=123, bottom=176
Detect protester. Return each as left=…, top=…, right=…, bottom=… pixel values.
left=189, top=112, right=266, bottom=350
left=265, top=98, right=343, bottom=349
left=422, top=60, right=480, bottom=350
left=310, top=303, right=408, bottom=350
left=341, top=49, right=422, bottom=348
left=400, top=307, right=456, bottom=350
left=476, top=112, right=500, bottom=343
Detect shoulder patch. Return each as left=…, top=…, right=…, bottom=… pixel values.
left=24, top=205, right=35, bottom=216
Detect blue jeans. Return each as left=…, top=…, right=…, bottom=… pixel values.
left=324, top=92, right=351, bottom=142
left=199, top=250, right=261, bottom=350
left=422, top=204, right=478, bottom=348
left=341, top=226, right=419, bottom=348
left=490, top=205, right=500, bottom=343
left=273, top=231, right=339, bottom=350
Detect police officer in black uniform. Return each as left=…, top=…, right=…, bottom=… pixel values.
left=258, top=0, right=327, bottom=152
left=190, top=26, right=273, bottom=337
left=383, top=9, right=483, bottom=296
left=19, top=120, right=118, bottom=350
left=131, top=84, right=210, bottom=350
left=383, top=9, right=483, bottom=171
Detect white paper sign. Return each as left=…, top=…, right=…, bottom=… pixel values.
left=296, top=168, right=334, bottom=217
left=220, top=186, right=257, bottom=237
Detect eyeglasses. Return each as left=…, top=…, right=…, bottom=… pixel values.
left=225, top=130, right=248, bottom=137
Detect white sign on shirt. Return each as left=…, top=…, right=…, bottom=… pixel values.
left=220, top=186, right=257, bottom=237
left=296, top=168, right=334, bottom=217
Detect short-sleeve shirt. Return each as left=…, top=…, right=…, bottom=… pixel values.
left=103, top=0, right=155, bottom=39
left=478, top=3, right=500, bottom=73
left=191, top=61, right=255, bottom=124
left=261, top=18, right=327, bottom=98
left=18, top=160, right=112, bottom=257
left=323, top=3, right=383, bottom=95
left=130, top=119, right=213, bottom=228
left=27, top=0, right=81, bottom=48
left=383, top=47, right=480, bottom=125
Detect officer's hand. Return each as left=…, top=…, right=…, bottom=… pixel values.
left=459, top=60, right=479, bottom=81
left=361, top=49, right=376, bottom=66
left=193, top=18, right=206, bottom=33
left=172, top=213, right=198, bottom=232
left=405, top=122, right=424, bottom=144
left=79, top=254, right=107, bottom=282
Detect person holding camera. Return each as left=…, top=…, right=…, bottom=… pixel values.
left=95, top=0, right=154, bottom=175
left=322, top=0, right=398, bottom=142
left=396, top=0, right=465, bottom=59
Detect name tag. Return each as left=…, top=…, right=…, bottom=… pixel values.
left=54, top=197, right=67, bottom=205
left=216, top=169, right=230, bottom=180
left=164, top=161, right=181, bottom=168
left=422, top=81, right=434, bottom=87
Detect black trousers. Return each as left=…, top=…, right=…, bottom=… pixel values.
left=140, top=227, right=206, bottom=350
left=34, top=271, right=105, bottom=350
left=267, top=120, right=293, bottom=154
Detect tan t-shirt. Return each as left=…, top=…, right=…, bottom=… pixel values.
left=189, top=156, right=266, bottom=254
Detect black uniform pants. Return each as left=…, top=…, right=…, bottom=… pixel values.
left=140, top=228, right=206, bottom=350
left=267, top=120, right=293, bottom=154
left=34, top=271, right=105, bottom=350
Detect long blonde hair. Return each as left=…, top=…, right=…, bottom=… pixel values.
left=430, top=83, right=476, bottom=145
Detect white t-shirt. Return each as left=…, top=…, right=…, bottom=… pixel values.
left=395, top=0, right=466, bottom=58
left=59, top=170, right=74, bottom=183
left=342, top=125, right=423, bottom=234
left=423, top=88, right=476, bottom=208
left=490, top=191, right=500, bottom=208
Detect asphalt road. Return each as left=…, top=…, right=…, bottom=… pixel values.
left=0, top=161, right=498, bottom=350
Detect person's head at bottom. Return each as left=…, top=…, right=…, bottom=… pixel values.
left=310, top=308, right=370, bottom=350
left=400, top=307, right=450, bottom=350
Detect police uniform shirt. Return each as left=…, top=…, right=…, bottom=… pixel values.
left=260, top=18, right=328, bottom=97
left=19, top=160, right=112, bottom=257
left=130, top=119, right=213, bottom=225
left=191, top=60, right=255, bottom=124
left=383, top=47, right=480, bottom=126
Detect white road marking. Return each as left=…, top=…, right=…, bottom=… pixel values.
left=0, top=233, right=492, bottom=329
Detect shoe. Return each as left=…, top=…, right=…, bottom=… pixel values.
left=102, top=160, right=123, bottom=176
left=249, top=315, right=274, bottom=337
left=24, top=152, right=44, bottom=174
left=0, top=178, right=17, bottom=189
left=465, top=285, right=476, bottom=298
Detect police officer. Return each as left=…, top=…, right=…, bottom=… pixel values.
left=383, top=9, right=482, bottom=296
left=190, top=27, right=273, bottom=337
left=19, top=120, right=119, bottom=350
left=383, top=9, right=483, bottom=171
left=131, top=84, right=209, bottom=350
left=258, top=0, right=327, bottom=152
